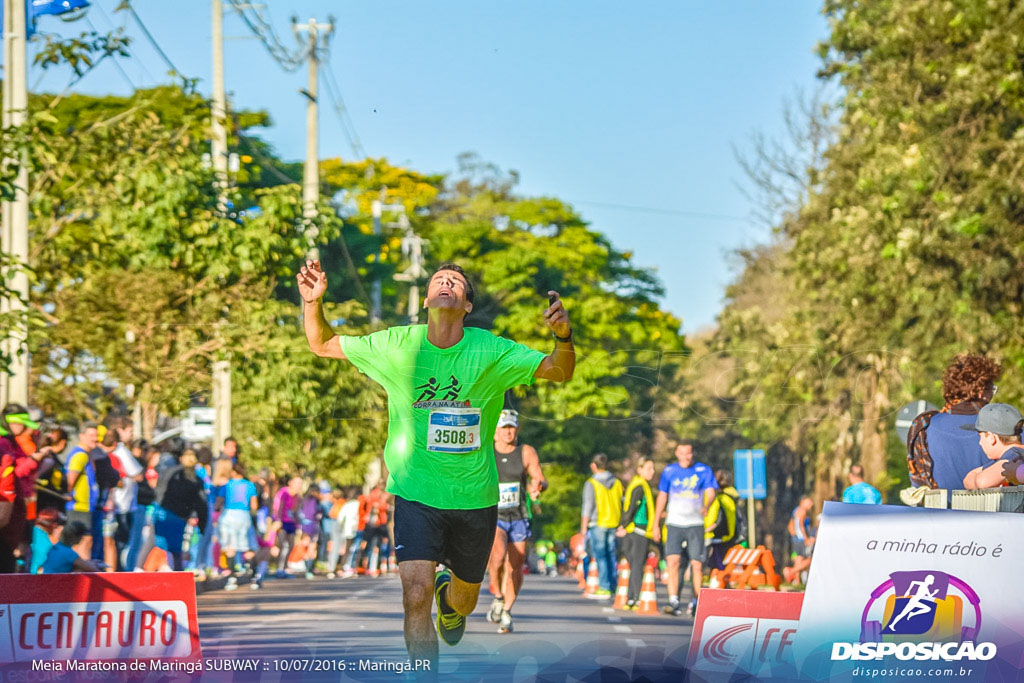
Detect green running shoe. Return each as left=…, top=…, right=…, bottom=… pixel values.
left=434, top=570, right=466, bottom=646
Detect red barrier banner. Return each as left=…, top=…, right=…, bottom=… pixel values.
left=687, top=588, right=804, bottom=682
left=0, top=572, right=201, bottom=671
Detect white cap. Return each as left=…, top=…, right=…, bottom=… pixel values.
left=497, top=409, right=519, bottom=428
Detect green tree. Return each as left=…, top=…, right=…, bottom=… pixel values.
left=696, top=0, right=1024, bottom=556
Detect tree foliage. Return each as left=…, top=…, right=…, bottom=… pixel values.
left=11, top=69, right=685, bottom=541
left=677, top=0, right=1024, bottom=559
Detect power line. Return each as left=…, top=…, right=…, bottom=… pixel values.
left=323, top=62, right=364, bottom=156
left=321, top=61, right=365, bottom=159
left=570, top=199, right=750, bottom=222
left=226, top=0, right=309, bottom=72
left=123, top=1, right=182, bottom=78
left=237, top=132, right=299, bottom=187
left=84, top=15, right=136, bottom=90
left=93, top=1, right=156, bottom=84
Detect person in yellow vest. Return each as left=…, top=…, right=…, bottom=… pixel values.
left=619, top=457, right=657, bottom=608
left=703, top=469, right=743, bottom=571
left=579, top=453, right=623, bottom=598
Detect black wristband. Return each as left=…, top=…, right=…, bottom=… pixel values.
left=553, top=329, right=573, bottom=343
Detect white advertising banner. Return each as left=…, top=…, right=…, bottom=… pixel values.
left=0, top=572, right=202, bottom=674
left=793, top=502, right=1024, bottom=682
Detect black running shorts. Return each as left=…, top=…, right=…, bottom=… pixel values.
left=665, top=523, right=706, bottom=563
left=394, top=496, right=498, bottom=584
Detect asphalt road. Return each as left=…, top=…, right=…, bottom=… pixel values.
left=197, top=572, right=692, bottom=682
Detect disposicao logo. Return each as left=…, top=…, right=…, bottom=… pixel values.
left=831, top=570, right=996, bottom=662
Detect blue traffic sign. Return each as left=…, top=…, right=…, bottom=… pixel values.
left=733, top=449, right=767, bottom=500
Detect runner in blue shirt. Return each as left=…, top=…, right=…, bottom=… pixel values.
left=652, top=441, right=718, bottom=616
left=841, top=465, right=882, bottom=505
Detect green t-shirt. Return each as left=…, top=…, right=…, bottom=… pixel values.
left=341, top=325, right=546, bottom=510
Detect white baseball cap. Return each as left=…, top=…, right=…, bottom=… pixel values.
left=497, top=409, right=519, bottom=428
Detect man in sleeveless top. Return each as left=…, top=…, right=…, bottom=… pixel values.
left=485, top=409, right=546, bottom=634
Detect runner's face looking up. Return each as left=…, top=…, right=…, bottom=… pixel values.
left=425, top=269, right=473, bottom=317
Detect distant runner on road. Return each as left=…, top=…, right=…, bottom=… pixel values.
left=298, top=259, right=574, bottom=674
left=486, top=409, right=547, bottom=634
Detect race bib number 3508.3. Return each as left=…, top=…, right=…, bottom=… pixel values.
left=427, top=407, right=482, bottom=454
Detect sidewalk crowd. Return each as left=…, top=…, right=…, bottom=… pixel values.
left=564, top=352, right=1023, bottom=615
left=0, top=414, right=400, bottom=587
left=2, top=354, right=1019, bottom=617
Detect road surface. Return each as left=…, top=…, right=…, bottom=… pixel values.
left=197, top=572, right=692, bottom=682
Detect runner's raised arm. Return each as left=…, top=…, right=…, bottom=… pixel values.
left=298, top=259, right=346, bottom=360
left=533, top=291, right=575, bottom=382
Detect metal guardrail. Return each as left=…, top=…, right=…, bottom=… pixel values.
left=920, top=486, right=1024, bottom=512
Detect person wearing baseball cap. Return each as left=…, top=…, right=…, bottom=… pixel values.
left=29, top=508, right=66, bottom=574
left=485, top=408, right=547, bottom=635
left=960, top=403, right=1024, bottom=489
left=0, top=403, right=45, bottom=566
left=1, top=404, right=40, bottom=435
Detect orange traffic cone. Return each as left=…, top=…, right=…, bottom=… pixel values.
left=613, top=559, right=631, bottom=609
left=576, top=562, right=585, bottom=589
left=637, top=565, right=659, bottom=615
left=583, top=560, right=599, bottom=596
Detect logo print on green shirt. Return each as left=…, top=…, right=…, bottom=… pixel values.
left=415, top=375, right=462, bottom=402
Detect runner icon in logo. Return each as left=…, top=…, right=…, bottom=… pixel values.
left=860, top=570, right=981, bottom=642
left=884, top=574, right=938, bottom=633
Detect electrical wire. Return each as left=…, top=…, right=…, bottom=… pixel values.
left=320, top=66, right=355, bottom=154
left=237, top=132, right=301, bottom=187
left=321, top=61, right=365, bottom=159
left=95, top=1, right=156, bottom=84
left=122, top=1, right=182, bottom=78
left=226, top=0, right=309, bottom=72
left=84, top=14, right=136, bottom=90
left=571, top=199, right=750, bottom=222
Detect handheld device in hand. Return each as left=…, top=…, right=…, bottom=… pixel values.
left=549, top=293, right=558, bottom=305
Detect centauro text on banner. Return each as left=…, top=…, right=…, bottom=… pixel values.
left=831, top=641, right=996, bottom=662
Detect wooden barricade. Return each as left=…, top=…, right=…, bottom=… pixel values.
left=708, top=544, right=781, bottom=591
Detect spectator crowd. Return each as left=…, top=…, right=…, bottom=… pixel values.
left=0, top=415, right=399, bottom=587
left=1, top=351, right=1019, bottom=609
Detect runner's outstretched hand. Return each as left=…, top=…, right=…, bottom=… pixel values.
left=544, top=291, right=571, bottom=338
left=298, top=259, right=328, bottom=303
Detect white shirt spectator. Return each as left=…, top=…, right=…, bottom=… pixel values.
left=337, top=499, right=360, bottom=539
left=109, top=442, right=143, bottom=513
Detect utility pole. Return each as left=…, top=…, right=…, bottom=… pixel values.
left=212, top=360, right=231, bottom=454
left=211, top=0, right=228, bottom=209
left=294, top=17, right=333, bottom=257
left=370, top=192, right=384, bottom=324
left=1, top=0, right=30, bottom=407
left=393, top=212, right=427, bottom=323
left=370, top=193, right=405, bottom=325
left=210, top=0, right=231, bottom=447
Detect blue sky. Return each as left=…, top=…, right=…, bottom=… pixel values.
left=27, top=1, right=829, bottom=333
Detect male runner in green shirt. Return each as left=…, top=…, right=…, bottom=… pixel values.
left=298, top=259, right=574, bottom=671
